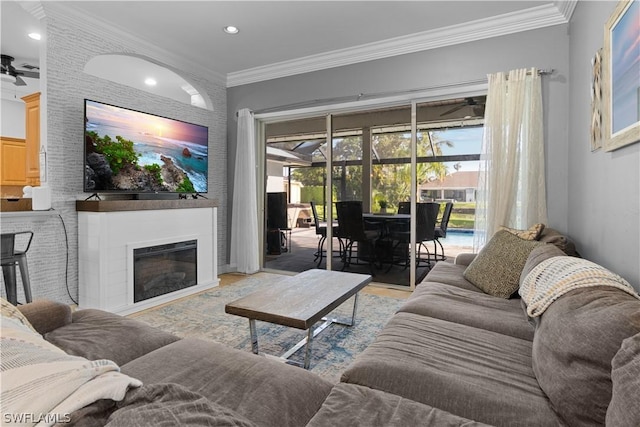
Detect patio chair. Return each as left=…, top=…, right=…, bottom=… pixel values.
left=397, top=201, right=411, bottom=214
left=433, top=202, right=453, bottom=261
left=387, top=202, right=439, bottom=270
left=310, top=201, right=340, bottom=267
left=335, top=201, right=381, bottom=275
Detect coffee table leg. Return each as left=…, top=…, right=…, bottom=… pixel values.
left=303, top=327, right=314, bottom=370
left=348, top=293, right=359, bottom=326
left=249, top=319, right=259, bottom=355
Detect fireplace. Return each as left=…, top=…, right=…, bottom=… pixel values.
left=133, top=239, right=197, bottom=303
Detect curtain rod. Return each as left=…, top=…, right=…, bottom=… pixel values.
left=247, top=68, right=554, bottom=116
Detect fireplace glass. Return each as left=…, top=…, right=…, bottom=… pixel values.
left=133, top=240, right=197, bottom=303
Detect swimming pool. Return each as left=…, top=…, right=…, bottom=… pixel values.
left=441, top=229, right=474, bottom=247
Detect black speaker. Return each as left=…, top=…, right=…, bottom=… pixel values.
left=267, top=192, right=288, bottom=230
left=266, top=229, right=281, bottom=255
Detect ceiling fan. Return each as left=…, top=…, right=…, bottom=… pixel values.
left=440, top=97, right=485, bottom=117
left=1, top=54, right=39, bottom=86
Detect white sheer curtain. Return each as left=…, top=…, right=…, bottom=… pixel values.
left=474, top=68, right=547, bottom=250
left=230, top=108, right=260, bottom=273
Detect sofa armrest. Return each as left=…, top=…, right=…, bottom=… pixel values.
left=17, top=299, right=72, bottom=335
left=454, top=253, right=477, bottom=266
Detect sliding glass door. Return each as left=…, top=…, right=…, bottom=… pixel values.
left=260, top=95, right=484, bottom=290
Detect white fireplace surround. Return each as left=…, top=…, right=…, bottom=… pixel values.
left=78, top=206, right=218, bottom=315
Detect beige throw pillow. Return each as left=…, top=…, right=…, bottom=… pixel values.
left=463, top=230, right=545, bottom=298
left=498, top=223, right=545, bottom=241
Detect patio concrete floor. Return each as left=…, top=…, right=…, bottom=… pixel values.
left=264, top=227, right=473, bottom=287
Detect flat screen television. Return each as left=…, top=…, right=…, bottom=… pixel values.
left=84, top=99, right=208, bottom=194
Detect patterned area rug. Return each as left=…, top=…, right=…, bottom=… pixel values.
left=130, top=272, right=405, bottom=383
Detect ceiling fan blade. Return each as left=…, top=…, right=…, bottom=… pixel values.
left=14, top=75, right=27, bottom=86
left=17, top=70, right=39, bottom=79
left=440, top=104, right=465, bottom=117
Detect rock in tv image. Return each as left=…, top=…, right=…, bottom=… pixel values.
left=84, top=99, right=209, bottom=193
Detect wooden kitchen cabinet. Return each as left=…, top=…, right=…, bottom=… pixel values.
left=22, top=92, right=40, bottom=185
left=0, top=137, right=27, bottom=185
left=0, top=92, right=40, bottom=192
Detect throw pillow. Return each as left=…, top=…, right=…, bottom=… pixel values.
left=538, top=227, right=580, bottom=256
left=1, top=297, right=37, bottom=333
left=463, top=230, right=545, bottom=298
left=1, top=315, right=142, bottom=424
left=498, top=223, right=545, bottom=240
left=607, top=332, right=640, bottom=426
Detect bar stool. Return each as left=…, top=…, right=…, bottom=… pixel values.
left=1, top=231, right=33, bottom=305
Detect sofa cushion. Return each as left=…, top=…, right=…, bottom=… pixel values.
left=499, top=223, right=545, bottom=240
left=463, top=230, right=545, bottom=298
left=520, top=256, right=639, bottom=318
left=421, top=262, right=482, bottom=292
left=399, top=282, right=534, bottom=340
left=17, top=299, right=72, bottom=335
left=532, top=287, right=640, bottom=426
left=98, top=383, right=259, bottom=427
left=341, top=312, right=559, bottom=426
left=121, top=338, right=333, bottom=427
left=45, top=309, right=180, bottom=366
left=306, top=382, right=490, bottom=427
left=606, top=332, right=640, bottom=426
left=1, top=314, right=141, bottom=423
left=519, top=244, right=566, bottom=286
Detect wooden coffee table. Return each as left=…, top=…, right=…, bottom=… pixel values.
left=225, top=269, right=372, bottom=369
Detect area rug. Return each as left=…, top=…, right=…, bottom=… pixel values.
left=129, top=272, right=405, bottom=383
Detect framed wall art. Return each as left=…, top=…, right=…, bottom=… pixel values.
left=602, top=0, right=640, bottom=152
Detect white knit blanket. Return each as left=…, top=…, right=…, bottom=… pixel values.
left=519, top=256, right=640, bottom=317
left=1, top=317, right=141, bottom=427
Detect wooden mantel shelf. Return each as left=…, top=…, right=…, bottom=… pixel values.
left=76, top=198, right=218, bottom=212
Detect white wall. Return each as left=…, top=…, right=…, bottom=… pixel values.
left=0, top=99, right=26, bottom=138
left=568, top=2, right=640, bottom=289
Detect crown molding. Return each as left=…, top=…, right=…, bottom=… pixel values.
left=42, top=2, right=227, bottom=86
left=19, top=1, right=46, bottom=20
left=227, top=3, right=568, bottom=87
left=554, top=1, right=578, bottom=21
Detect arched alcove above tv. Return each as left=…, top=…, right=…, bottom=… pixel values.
left=84, top=54, right=212, bottom=111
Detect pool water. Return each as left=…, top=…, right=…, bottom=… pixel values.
left=441, top=229, right=474, bottom=247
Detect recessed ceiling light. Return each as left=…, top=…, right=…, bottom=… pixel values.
left=28, top=33, right=41, bottom=41
left=223, top=26, right=239, bottom=34
left=144, top=78, right=157, bottom=86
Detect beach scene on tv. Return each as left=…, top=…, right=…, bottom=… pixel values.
left=84, top=100, right=208, bottom=193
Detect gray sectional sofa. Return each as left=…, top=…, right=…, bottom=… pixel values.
left=6, top=227, right=640, bottom=426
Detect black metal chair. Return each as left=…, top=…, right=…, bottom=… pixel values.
left=1, top=231, right=34, bottom=305
left=397, top=201, right=411, bottom=214
left=335, top=201, right=380, bottom=275
left=387, top=203, right=440, bottom=269
left=433, top=202, right=453, bottom=261
left=310, top=201, right=341, bottom=267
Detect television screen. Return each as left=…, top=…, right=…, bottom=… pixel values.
left=84, top=99, right=208, bottom=193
